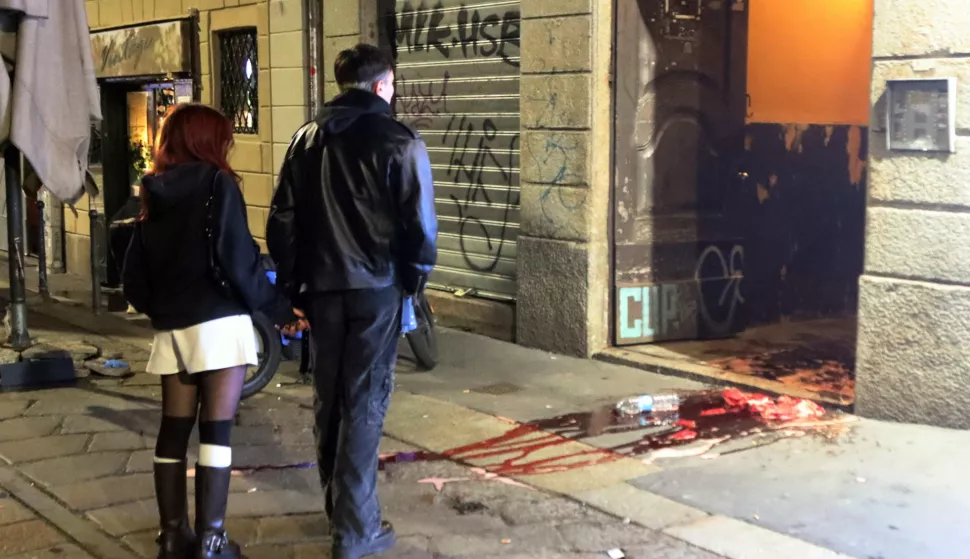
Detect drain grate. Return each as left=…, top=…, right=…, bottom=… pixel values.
left=471, top=382, right=523, bottom=396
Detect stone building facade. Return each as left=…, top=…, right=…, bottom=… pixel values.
left=26, top=0, right=970, bottom=429
left=856, top=0, right=970, bottom=428
left=63, top=0, right=310, bottom=279
left=53, top=0, right=621, bottom=356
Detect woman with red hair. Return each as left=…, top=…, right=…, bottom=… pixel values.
left=123, top=103, right=299, bottom=559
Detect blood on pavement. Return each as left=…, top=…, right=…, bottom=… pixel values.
left=448, top=389, right=833, bottom=474
left=259, top=389, right=840, bottom=477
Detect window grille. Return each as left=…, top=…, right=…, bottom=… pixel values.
left=218, top=29, right=259, bottom=134
left=88, top=122, right=103, bottom=165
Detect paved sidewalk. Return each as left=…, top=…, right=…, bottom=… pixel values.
left=0, top=295, right=849, bottom=559
left=1, top=268, right=967, bottom=558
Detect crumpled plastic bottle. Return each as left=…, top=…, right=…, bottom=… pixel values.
left=615, top=394, right=681, bottom=416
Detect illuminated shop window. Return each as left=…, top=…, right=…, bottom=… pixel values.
left=218, top=28, right=259, bottom=134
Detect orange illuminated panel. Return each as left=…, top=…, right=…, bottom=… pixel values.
left=747, top=0, right=874, bottom=126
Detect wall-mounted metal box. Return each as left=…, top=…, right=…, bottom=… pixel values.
left=886, top=78, right=956, bottom=153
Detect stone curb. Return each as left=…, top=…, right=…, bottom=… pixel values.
left=665, top=515, right=857, bottom=559
left=12, top=288, right=856, bottom=559
left=0, top=467, right=133, bottom=559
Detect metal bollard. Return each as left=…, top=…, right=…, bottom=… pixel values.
left=36, top=199, right=48, bottom=298
left=4, top=144, right=29, bottom=349
left=89, top=208, right=102, bottom=313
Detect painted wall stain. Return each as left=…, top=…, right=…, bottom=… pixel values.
left=784, top=124, right=809, bottom=153
left=846, top=126, right=867, bottom=187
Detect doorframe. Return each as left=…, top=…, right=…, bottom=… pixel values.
left=607, top=0, right=750, bottom=347
left=606, top=0, right=620, bottom=349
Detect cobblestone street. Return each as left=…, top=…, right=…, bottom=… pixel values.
left=0, top=388, right=717, bottom=558
left=0, top=310, right=722, bottom=559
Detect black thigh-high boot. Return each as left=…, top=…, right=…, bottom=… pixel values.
left=194, top=464, right=241, bottom=559
left=154, top=459, right=195, bottom=559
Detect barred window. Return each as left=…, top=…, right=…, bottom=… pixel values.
left=218, top=28, right=259, bottom=134
left=88, top=121, right=103, bottom=166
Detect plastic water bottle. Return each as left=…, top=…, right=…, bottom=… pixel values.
left=615, top=394, right=681, bottom=416
left=401, top=296, right=418, bottom=334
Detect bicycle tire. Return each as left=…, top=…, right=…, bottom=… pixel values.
left=241, top=312, right=283, bottom=400
left=406, top=292, right=438, bottom=370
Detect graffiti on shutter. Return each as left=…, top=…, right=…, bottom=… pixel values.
left=388, top=0, right=521, bottom=300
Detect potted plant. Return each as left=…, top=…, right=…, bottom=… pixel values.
left=129, top=139, right=151, bottom=188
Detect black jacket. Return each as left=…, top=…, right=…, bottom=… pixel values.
left=266, top=88, right=438, bottom=300
left=123, top=162, right=292, bottom=331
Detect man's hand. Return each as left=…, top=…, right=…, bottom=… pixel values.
left=280, top=308, right=309, bottom=336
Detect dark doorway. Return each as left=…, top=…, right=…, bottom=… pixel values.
left=607, top=0, right=867, bottom=407
left=97, top=80, right=180, bottom=288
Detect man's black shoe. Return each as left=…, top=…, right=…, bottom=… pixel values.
left=332, top=522, right=397, bottom=559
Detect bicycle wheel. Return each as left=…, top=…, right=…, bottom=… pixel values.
left=241, top=312, right=282, bottom=400
left=406, top=292, right=438, bottom=370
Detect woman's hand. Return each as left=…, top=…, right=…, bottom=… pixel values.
left=280, top=308, right=309, bottom=336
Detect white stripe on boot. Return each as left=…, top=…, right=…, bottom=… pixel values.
left=198, top=444, right=232, bottom=468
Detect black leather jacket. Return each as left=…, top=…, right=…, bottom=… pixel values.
left=267, top=89, right=438, bottom=299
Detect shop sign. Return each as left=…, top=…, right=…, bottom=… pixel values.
left=91, top=20, right=191, bottom=79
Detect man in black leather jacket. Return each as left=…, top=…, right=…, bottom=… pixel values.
left=266, top=44, right=437, bottom=559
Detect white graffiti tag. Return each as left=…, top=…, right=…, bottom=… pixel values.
left=694, top=245, right=745, bottom=334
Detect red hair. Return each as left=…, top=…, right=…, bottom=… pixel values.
left=141, top=103, right=239, bottom=217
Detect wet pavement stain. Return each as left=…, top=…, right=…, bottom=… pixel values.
left=439, top=390, right=852, bottom=474
left=450, top=499, right=489, bottom=515
left=444, top=423, right=620, bottom=476
left=707, top=341, right=856, bottom=402
left=474, top=389, right=854, bottom=475
left=471, top=382, right=524, bottom=395
left=214, top=451, right=447, bottom=476
left=235, top=390, right=854, bottom=479
left=378, top=450, right=446, bottom=469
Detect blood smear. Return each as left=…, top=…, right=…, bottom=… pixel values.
left=721, top=388, right=825, bottom=422
left=700, top=407, right=728, bottom=417
left=670, top=429, right=698, bottom=442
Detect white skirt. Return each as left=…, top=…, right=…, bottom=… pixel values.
left=146, top=315, right=258, bottom=375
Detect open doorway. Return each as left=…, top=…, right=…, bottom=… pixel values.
left=97, top=80, right=184, bottom=290
left=606, top=0, right=873, bottom=407
left=66, top=16, right=199, bottom=287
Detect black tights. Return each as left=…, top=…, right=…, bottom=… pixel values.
left=155, top=367, right=246, bottom=462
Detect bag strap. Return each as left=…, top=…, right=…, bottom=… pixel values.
left=204, top=170, right=232, bottom=293
left=204, top=169, right=219, bottom=231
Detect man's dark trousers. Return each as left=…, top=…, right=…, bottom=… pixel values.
left=307, top=284, right=400, bottom=547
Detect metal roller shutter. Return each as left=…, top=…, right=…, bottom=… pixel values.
left=388, top=0, right=521, bottom=300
